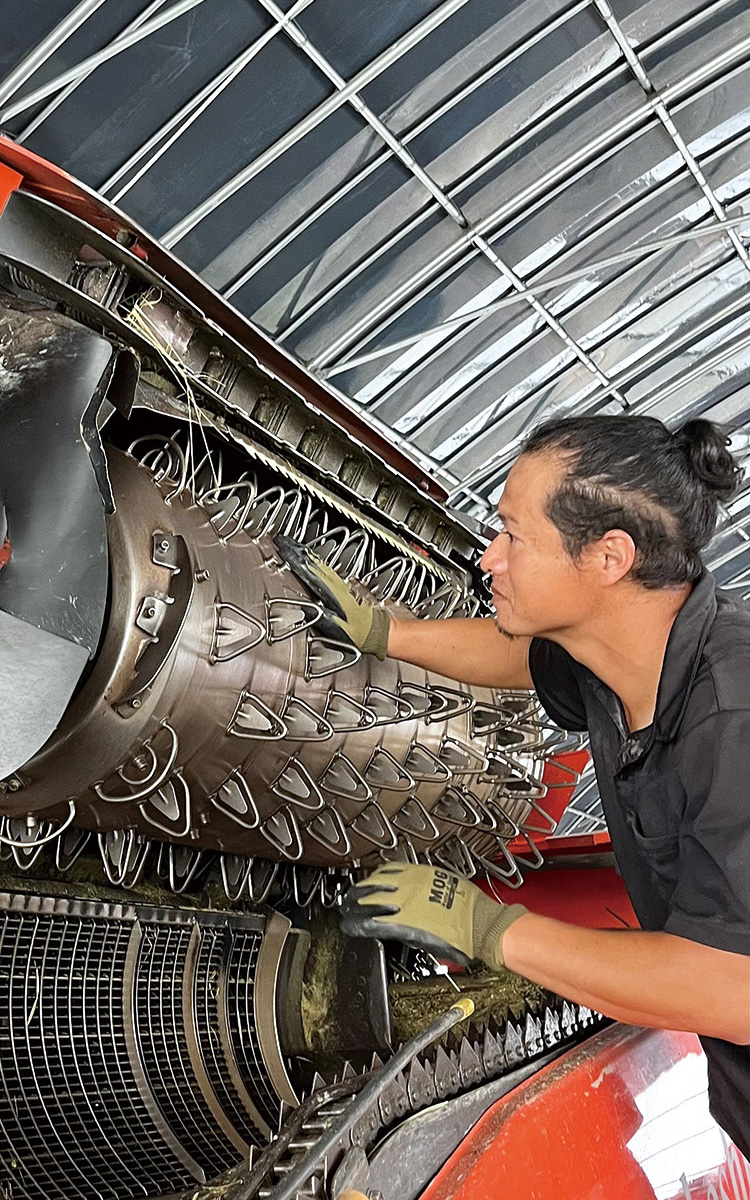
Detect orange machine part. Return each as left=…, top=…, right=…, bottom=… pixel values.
left=422, top=1024, right=750, bottom=1200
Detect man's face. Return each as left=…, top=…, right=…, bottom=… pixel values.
left=480, top=451, right=597, bottom=639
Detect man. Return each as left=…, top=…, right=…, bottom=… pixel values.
left=275, top=414, right=750, bottom=1159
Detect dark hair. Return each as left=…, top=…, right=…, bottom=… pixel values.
left=520, top=415, right=743, bottom=588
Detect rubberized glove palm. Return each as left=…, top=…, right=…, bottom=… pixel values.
left=339, top=862, right=527, bottom=970
left=274, top=536, right=390, bottom=660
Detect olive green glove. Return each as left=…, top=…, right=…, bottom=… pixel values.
left=274, top=536, right=390, bottom=660
left=339, top=862, right=527, bottom=970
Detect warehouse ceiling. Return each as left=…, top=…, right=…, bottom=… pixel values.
left=2, top=0, right=750, bottom=837
left=2, top=0, right=750, bottom=513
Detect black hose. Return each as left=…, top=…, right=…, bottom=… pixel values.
left=266, top=996, right=475, bottom=1200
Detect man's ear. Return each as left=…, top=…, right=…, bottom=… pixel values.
left=592, top=528, right=637, bottom=584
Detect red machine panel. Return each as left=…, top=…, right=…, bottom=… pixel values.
left=422, top=1024, right=750, bottom=1200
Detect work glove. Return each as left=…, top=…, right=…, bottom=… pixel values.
left=274, top=535, right=390, bottom=660
left=339, top=862, right=528, bottom=970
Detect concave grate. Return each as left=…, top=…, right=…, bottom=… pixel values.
left=0, top=896, right=284, bottom=1200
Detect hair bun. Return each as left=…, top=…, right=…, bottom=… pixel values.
left=673, top=419, right=742, bottom=503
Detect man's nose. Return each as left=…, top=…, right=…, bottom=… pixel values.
left=480, top=533, right=508, bottom=575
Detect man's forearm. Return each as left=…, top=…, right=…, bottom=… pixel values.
left=503, top=913, right=750, bottom=1044
left=387, top=616, right=533, bottom=688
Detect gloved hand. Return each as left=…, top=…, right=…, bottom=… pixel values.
left=274, top=535, right=390, bottom=660
left=339, top=862, right=528, bottom=970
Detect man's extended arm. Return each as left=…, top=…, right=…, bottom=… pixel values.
left=274, top=537, right=534, bottom=689
left=340, top=863, right=750, bottom=1046
left=387, top=616, right=533, bottom=689
left=503, top=914, right=750, bottom=1044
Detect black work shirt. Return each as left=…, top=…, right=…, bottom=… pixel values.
left=528, top=570, right=750, bottom=1159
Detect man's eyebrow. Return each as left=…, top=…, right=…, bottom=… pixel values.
left=496, top=509, right=517, bottom=526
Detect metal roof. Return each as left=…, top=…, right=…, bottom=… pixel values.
left=3, top=0, right=750, bottom=836
left=2, top=0, right=750, bottom=508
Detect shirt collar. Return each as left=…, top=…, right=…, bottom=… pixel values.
left=652, top=569, right=717, bottom=741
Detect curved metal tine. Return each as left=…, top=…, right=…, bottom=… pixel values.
left=402, top=563, right=428, bottom=610
left=537, top=729, right=589, bottom=760
left=95, top=720, right=179, bottom=803
left=209, top=769, right=262, bottom=828
left=321, top=752, right=373, bottom=805
left=540, top=746, right=588, bottom=787
left=483, top=744, right=534, bottom=783
left=413, top=578, right=454, bottom=618
left=289, top=492, right=314, bottom=542
left=127, top=433, right=186, bottom=487
left=492, top=691, right=539, bottom=720
left=243, top=485, right=286, bottom=537
left=305, top=635, right=362, bottom=680
left=456, top=594, right=482, bottom=617
left=392, top=797, right=440, bottom=843
left=443, top=585, right=470, bottom=617
left=54, top=825, right=91, bottom=872
left=324, top=689, right=378, bottom=733
left=503, top=775, right=549, bottom=803
left=484, top=797, right=521, bottom=840
left=138, top=771, right=192, bottom=839
left=281, top=694, right=335, bottom=741
left=4, top=821, right=46, bottom=871
left=515, top=830, right=546, bottom=870
left=427, top=685, right=475, bottom=724
left=201, top=477, right=258, bottom=541
left=520, top=796, right=558, bottom=837
left=398, top=680, right=450, bottom=721
left=320, top=870, right=347, bottom=909
left=265, top=595, right=325, bottom=643
left=247, top=857, right=279, bottom=904
left=438, top=734, right=488, bottom=776
left=432, top=784, right=485, bottom=827
left=404, top=741, right=453, bottom=784
left=167, top=843, right=206, bottom=894
left=271, top=755, right=325, bottom=811
left=302, top=505, right=329, bottom=544
left=292, top=865, right=324, bottom=909
left=516, top=716, right=580, bottom=754
left=274, top=486, right=306, bottom=540
left=439, top=835, right=480, bottom=883
left=330, top=528, right=371, bottom=578
left=98, top=829, right=151, bottom=888
left=260, top=805, right=305, bottom=861
left=470, top=701, right=514, bottom=738
left=365, top=745, right=415, bottom=793
left=365, top=684, right=416, bottom=725
left=392, top=558, right=419, bottom=604
left=477, top=846, right=524, bottom=891
left=305, top=524, right=351, bottom=563
left=386, top=836, right=420, bottom=865
left=307, top=806, right=353, bottom=858
left=362, top=556, right=410, bottom=600
left=409, top=569, right=438, bottom=614
left=220, top=852, right=252, bottom=901
left=0, top=803, right=77, bottom=857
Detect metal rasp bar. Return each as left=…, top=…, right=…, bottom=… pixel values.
left=263, top=997, right=475, bottom=1200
